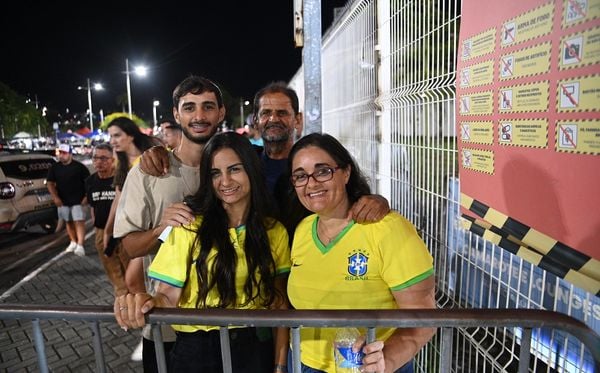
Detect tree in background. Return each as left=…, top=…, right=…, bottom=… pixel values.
left=0, top=82, right=49, bottom=138
left=99, top=112, right=150, bottom=133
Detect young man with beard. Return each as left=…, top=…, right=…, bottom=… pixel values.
left=113, top=75, right=225, bottom=372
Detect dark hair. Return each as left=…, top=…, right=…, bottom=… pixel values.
left=173, top=75, right=223, bottom=109
left=161, top=119, right=182, bottom=131
left=288, top=133, right=371, bottom=204
left=185, top=132, right=280, bottom=309
left=107, top=117, right=156, bottom=189
left=93, top=143, right=113, bottom=153
left=252, top=81, right=300, bottom=121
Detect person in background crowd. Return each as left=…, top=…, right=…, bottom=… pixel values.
left=84, top=143, right=128, bottom=296
left=247, top=123, right=264, bottom=147
left=113, top=75, right=226, bottom=372
left=46, top=143, right=90, bottom=257
left=116, top=132, right=290, bottom=372
left=103, top=116, right=157, bottom=363
left=287, top=133, right=436, bottom=373
left=159, top=119, right=182, bottom=150
left=102, top=117, right=157, bottom=254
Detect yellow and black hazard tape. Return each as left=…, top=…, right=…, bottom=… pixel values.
left=460, top=215, right=600, bottom=296
left=461, top=193, right=600, bottom=283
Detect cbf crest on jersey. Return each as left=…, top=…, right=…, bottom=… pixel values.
left=347, top=249, right=369, bottom=277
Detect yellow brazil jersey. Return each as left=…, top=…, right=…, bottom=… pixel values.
left=149, top=216, right=290, bottom=332
left=287, top=211, right=433, bottom=372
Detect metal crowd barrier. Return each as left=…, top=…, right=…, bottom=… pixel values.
left=1, top=305, right=599, bottom=373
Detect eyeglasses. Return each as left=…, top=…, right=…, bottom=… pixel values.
left=92, top=156, right=112, bottom=162
left=290, top=166, right=341, bottom=187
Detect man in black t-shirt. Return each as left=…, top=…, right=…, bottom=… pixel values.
left=46, top=144, right=90, bottom=256
left=85, top=143, right=129, bottom=296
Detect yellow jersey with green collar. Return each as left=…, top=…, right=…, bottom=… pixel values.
left=149, top=215, right=291, bottom=332
left=288, top=211, right=433, bottom=372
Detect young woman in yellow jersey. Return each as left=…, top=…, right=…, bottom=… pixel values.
left=116, top=132, right=290, bottom=372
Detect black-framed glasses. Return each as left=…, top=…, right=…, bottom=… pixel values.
left=290, top=166, right=341, bottom=187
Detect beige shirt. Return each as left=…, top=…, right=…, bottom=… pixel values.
left=114, top=151, right=200, bottom=341
left=114, top=152, right=199, bottom=238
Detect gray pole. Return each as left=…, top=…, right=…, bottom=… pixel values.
left=86, top=78, right=94, bottom=132
left=126, top=58, right=133, bottom=118
left=303, top=0, right=322, bottom=135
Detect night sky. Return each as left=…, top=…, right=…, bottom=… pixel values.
left=0, top=1, right=347, bottom=122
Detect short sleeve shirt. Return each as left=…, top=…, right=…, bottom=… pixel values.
left=287, top=211, right=434, bottom=371
left=149, top=216, right=291, bottom=332
left=46, top=160, right=90, bottom=206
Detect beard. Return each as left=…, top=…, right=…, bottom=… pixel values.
left=262, top=122, right=292, bottom=143
left=182, top=122, right=219, bottom=144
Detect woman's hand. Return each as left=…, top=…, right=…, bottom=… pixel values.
left=102, top=231, right=111, bottom=251
left=114, top=292, right=155, bottom=330
left=354, top=336, right=386, bottom=373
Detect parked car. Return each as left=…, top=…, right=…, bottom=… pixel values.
left=0, top=151, right=57, bottom=233
left=0, top=138, right=9, bottom=151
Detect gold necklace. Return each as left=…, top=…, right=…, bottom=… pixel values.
left=317, top=218, right=348, bottom=244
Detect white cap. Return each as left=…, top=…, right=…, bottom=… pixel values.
left=58, top=144, right=72, bottom=153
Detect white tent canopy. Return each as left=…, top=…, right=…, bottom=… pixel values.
left=12, top=131, right=33, bottom=139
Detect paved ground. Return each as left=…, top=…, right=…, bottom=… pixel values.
left=0, top=235, right=143, bottom=372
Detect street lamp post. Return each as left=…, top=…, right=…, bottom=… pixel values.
left=86, top=79, right=93, bottom=130
left=78, top=79, right=103, bottom=132
left=239, top=99, right=250, bottom=127
left=126, top=59, right=132, bottom=117
left=153, top=100, right=160, bottom=126
left=125, top=58, right=148, bottom=118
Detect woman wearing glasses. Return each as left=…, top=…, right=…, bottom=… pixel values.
left=287, top=133, right=436, bottom=373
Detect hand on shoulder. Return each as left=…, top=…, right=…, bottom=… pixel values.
left=140, top=146, right=170, bottom=177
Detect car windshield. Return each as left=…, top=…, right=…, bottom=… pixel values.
left=0, top=158, right=55, bottom=180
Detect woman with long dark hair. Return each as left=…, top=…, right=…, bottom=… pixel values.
left=103, top=117, right=157, bottom=292
left=107, top=117, right=156, bottom=189
left=117, top=132, right=290, bottom=372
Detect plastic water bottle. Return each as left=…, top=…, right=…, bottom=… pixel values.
left=334, top=328, right=364, bottom=372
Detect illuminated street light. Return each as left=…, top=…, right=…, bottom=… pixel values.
left=125, top=58, right=147, bottom=118
left=239, top=99, right=250, bottom=127
left=153, top=100, right=160, bottom=126
left=78, top=78, right=103, bottom=132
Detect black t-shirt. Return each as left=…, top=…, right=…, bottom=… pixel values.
left=260, top=151, right=310, bottom=244
left=85, top=173, right=116, bottom=229
left=262, top=152, right=287, bottom=195
left=46, top=160, right=90, bottom=206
